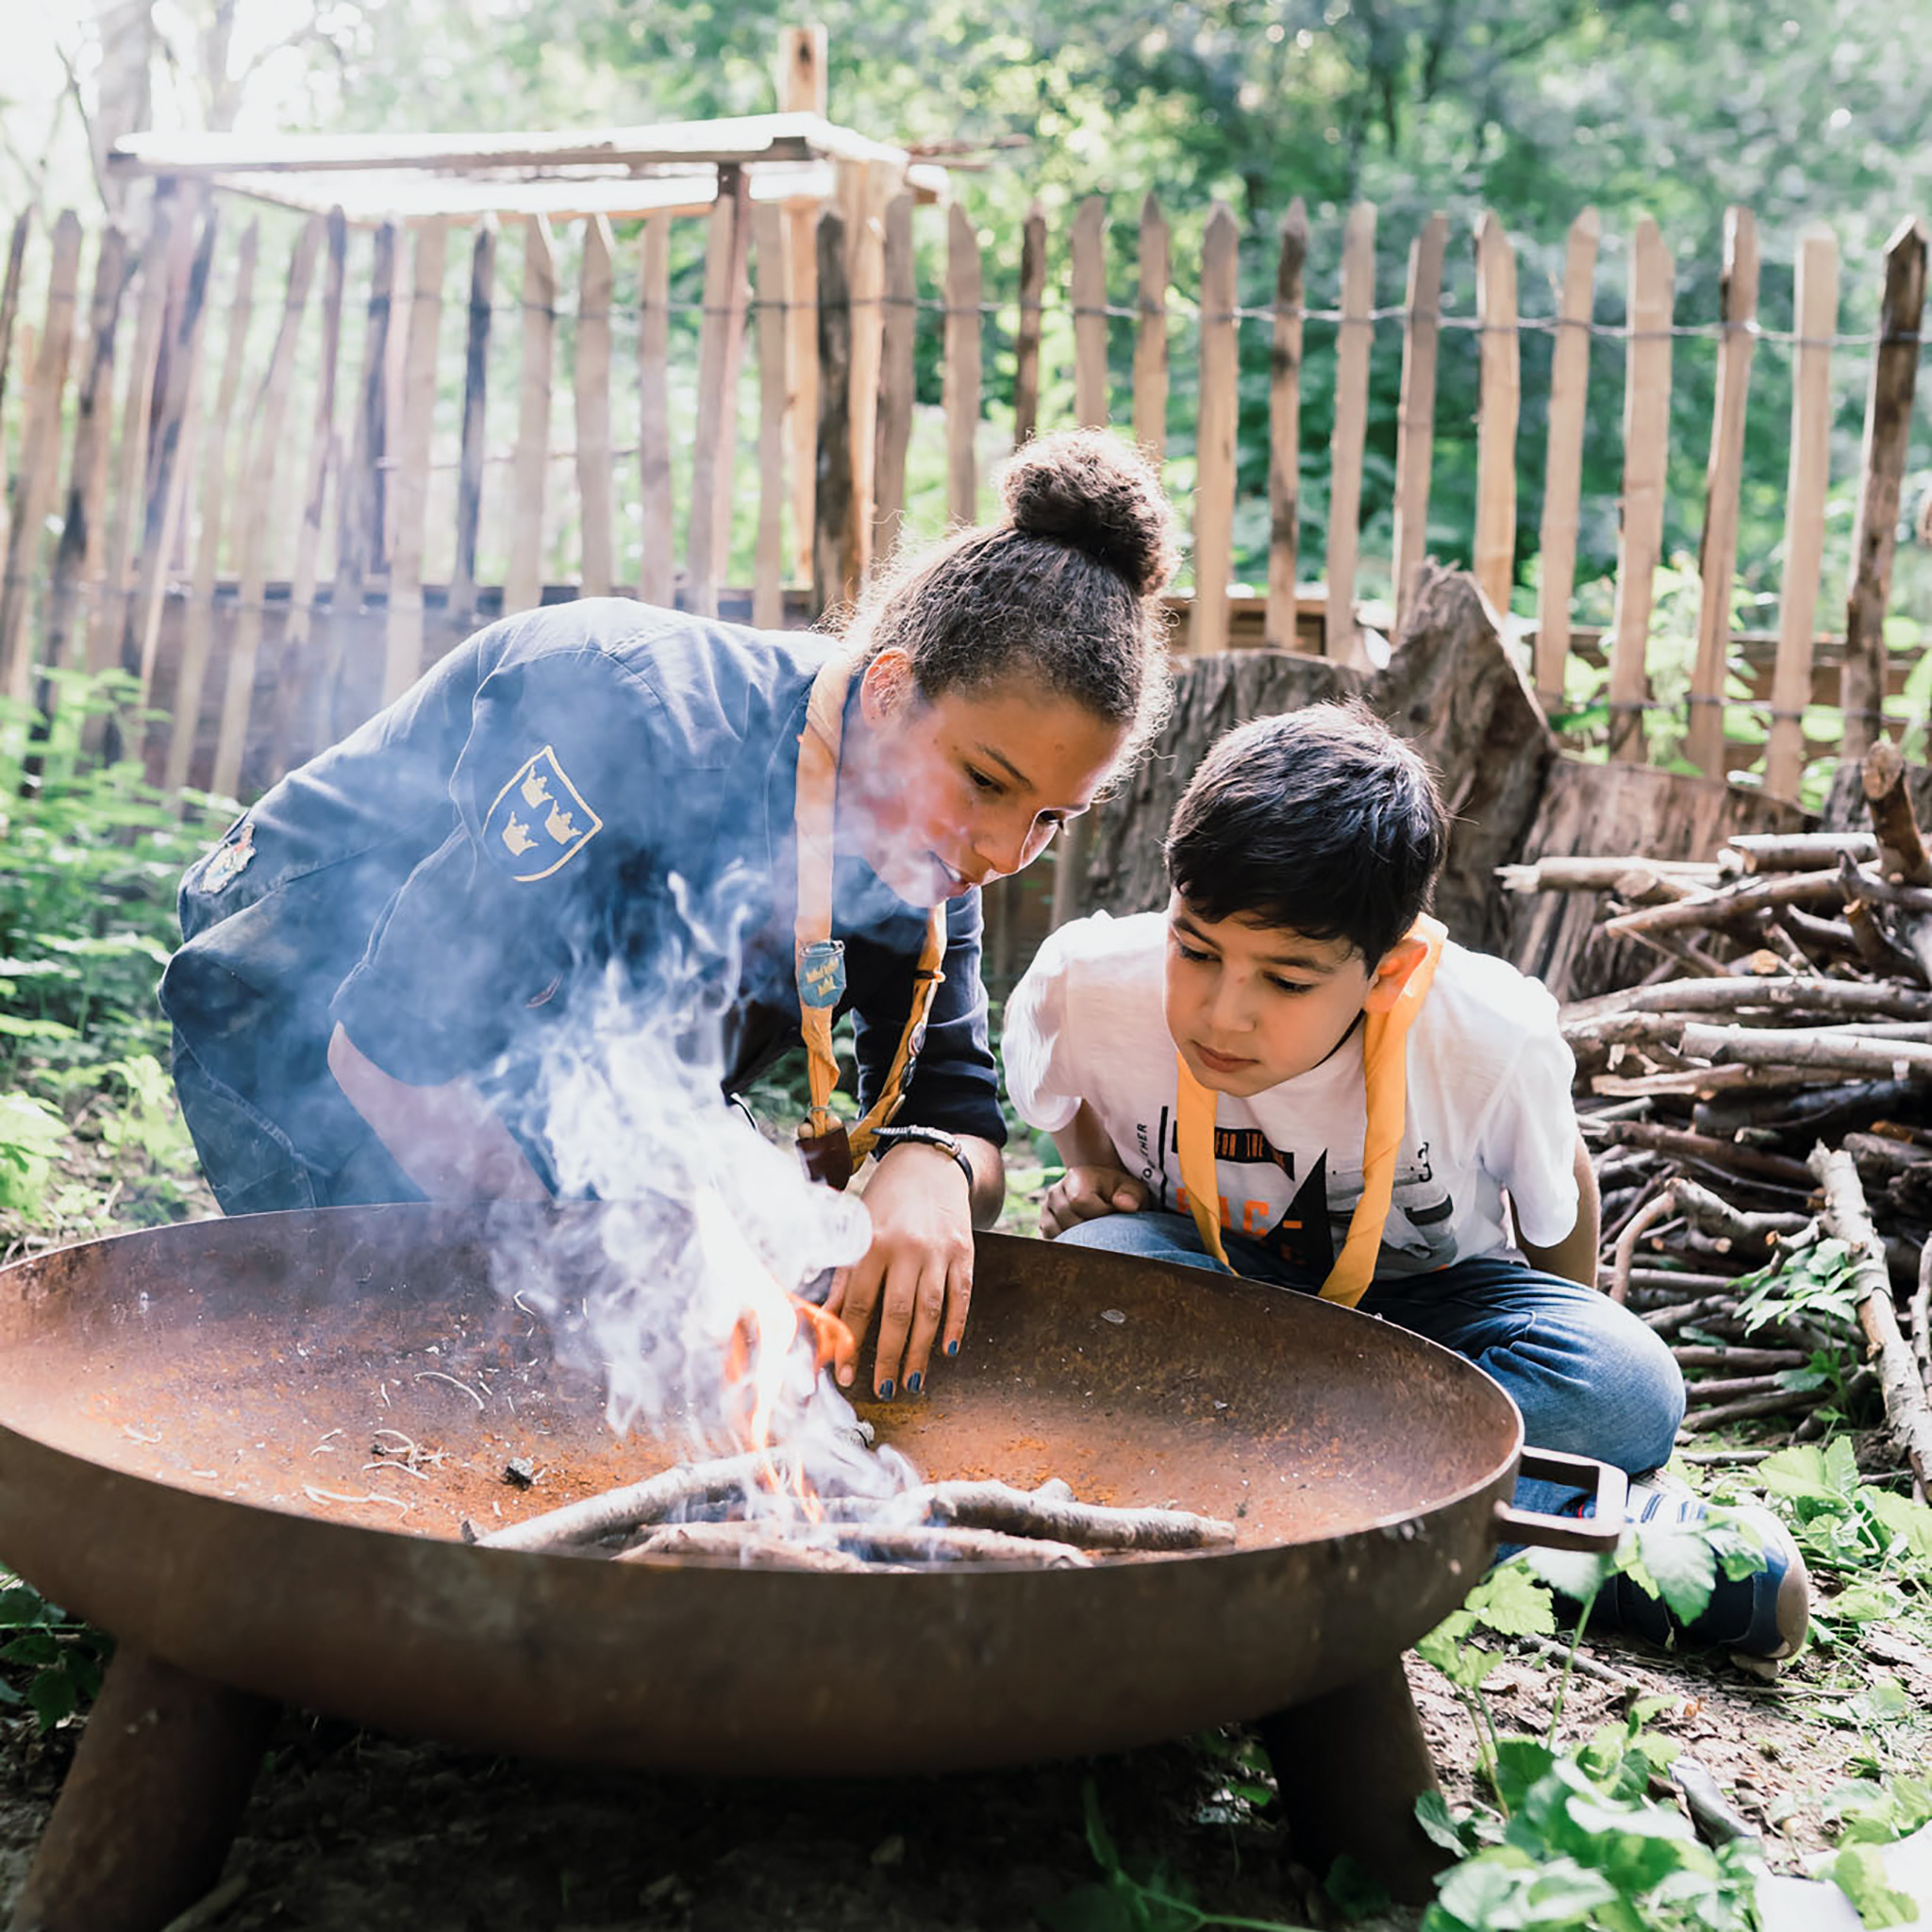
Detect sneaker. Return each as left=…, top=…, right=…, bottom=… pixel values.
left=1571, top=1475, right=1811, bottom=1661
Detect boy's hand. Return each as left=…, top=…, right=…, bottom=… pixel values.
left=1040, top=1166, right=1149, bottom=1240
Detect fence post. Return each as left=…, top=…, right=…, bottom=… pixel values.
left=1324, top=201, right=1376, bottom=666
left=1072, top=194, right=1108, bottom=428
left=1607, top=214, right=1674, bottom=764
left=779, top=22, right=826, bottom=586
left=91, top=197, right=173, bottom=711
left=812, top=207, right=854, bottom=617
left=1265, top=199, right=1307, bottom=649
left=754, top=202, right=790, bottom=628
left=0, top=210, right=82, bottom=707
left=262, top=206, right=347, bottom=785
left=0, top=211, right=32, bottom=469
left=1391, top=211, right=1446, bottom=638
left=210, top=215, right=323, bottom=800
left=1766, top=226, right=1839, bottom=801
left=1188, top=202, right=1240, bottom=657
left=1687, top=206, right=1759, bottom=777
left=1133, top=192, right=1170, bottom=466
left=637, top=213, right=673, bottom=608
left=1473, top=211, right=1519, bottom=623
left=327, top=221, right=396, bottom=741
left=166, top=219, right=256, bottom=787
left=378, top=216, right=444, bottom=707
left=688, top=163, right=750, bottom=619
left=943, top=202, right=981, bottom=526
left=447, top=214, right=495, bottom=639
left=575, top=214, right=615, bottom=601
left=873, top=190, right=915, bottom=567
left=1840, top=214, right=1928, bottom=760
left=1534, top=208, right=1599, bottom=714
left=503, top=213, right=555, bottom=618
left=128, top=203, right=218, bottom=716
left=42, top=225, right=129, bottom=690
left=1012, top=202, right=1047, bottom=450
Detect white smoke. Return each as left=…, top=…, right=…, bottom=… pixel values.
left=487, top=867, right=914, bottom=1516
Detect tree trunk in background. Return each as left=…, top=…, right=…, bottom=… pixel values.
left=1363, top=560, right=1557, bottom=954
left=1062, top=562, right=1555, bottom=952
left=92, top=0, right=158, bottom=219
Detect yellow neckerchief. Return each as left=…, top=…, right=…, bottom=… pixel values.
left=1174, top=915, right=1446, bottom=1307
left=793, top=649, right=948, bottom=1190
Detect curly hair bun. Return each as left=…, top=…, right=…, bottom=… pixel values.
left=999, top=428, right=1180, bottom=600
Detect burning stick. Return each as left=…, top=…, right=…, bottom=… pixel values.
left=828, top=1524, right=1093, bottom=1568
left=621, top=1524, right=869, bottom=1573
left=870, top=1478, right=1239, bottom=1551
left=476, top=1451, right=790, bottom=1554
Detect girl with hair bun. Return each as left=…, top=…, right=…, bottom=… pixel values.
left=162, top=428, right=1179, bottom=1399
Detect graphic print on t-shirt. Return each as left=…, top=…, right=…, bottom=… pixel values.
left=1154, top=1108, right=1460, bottom=1273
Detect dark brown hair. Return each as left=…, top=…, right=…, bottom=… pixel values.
left=849, top=429, right=1180, bottom=772
left=1166, top=703, right=1447, bottom=966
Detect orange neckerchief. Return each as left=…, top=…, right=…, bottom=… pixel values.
left=1174, top=916, right=1446, bottom=1307
left=792, top=650, right=948, bottom=1189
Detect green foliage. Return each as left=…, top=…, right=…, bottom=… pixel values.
left=1420, top=1716, right=1761, bottom=1932
left=0, top=1577, right=111, bottom=1730
left=0, top=1090, right=66, bottom=1220
left=1751, top=1441, right=1932, bottom=1621
left=0, top=675, right=227, bottom=1088
left=1732, top=1228, right=1862, bottom=1341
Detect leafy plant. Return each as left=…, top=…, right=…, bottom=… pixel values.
left=0, top=1576, right=111, bottom=1730
left=1749, top=1440, right=1932, bottom=1612
left=0, top=674, right=226, bottom=1089
left=1419, top=1712, right=1761, bottom=1932
left=0, top=1090, right=66, bottom=1221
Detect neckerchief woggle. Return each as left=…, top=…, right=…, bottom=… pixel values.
left=792, top=649, right=949, bottom=1190
left=1174, top=915, right=1446, bottom=1307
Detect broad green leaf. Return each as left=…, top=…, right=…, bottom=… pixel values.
left=1468, top=1563, right=1558, bottom=1639
left=1830, top=1844, right=1921, bottom=1927
left=1632, top=1523, right=1717, bottom=1623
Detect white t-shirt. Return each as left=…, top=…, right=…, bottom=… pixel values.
left=1004, top=910, right=1578, bottom=1279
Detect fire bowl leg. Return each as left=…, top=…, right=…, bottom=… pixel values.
left=1258, top=1660, right=1451, bottom=1907
left=9, top=1646, right=276, bottom=1932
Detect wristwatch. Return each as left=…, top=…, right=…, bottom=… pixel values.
left=871, top=1124, right=976, bottom=1198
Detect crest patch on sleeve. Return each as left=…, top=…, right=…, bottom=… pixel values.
left=484, top=746, right=604, bottom=881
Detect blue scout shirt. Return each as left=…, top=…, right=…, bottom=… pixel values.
left=160, top=601, right=1007, bottom=1194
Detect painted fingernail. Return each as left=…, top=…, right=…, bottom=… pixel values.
left=907, top=1372, right=922, bottom=1395
left=877, top=1379, right=895, bottom=1401
left=945, top=1340, right=959, bottom=1357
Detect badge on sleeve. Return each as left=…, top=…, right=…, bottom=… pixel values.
left=484, top=746, right=604, bottom=882
left=198, top=821, right=256, bottom=893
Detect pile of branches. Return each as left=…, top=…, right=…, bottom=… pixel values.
left=1503, top=743, right=1932, bottom=1489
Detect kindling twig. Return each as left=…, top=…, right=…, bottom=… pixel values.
left=1807, top=1143, right=1932, bottom=1496
left=873, top=1478, right=1237, bottom=1550
left=477, top=1451, right=786, bottom=1553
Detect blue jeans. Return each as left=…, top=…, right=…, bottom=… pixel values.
left=1053, top=1210, right=1685, bottom=1531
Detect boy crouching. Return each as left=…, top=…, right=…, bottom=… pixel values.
left=1004, top=703, right=1807, bottom=1659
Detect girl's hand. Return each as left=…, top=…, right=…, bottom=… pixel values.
left=1040, top=1165, right=1148, bottom=1240
left=825, top=1142, right=974, bottom=1400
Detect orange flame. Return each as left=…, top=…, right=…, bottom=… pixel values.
left=699, top=1189, right=854, bottom=1523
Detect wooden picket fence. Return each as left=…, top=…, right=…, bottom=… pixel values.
left=0, top=169, right=1925, bottom=808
